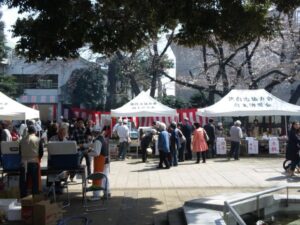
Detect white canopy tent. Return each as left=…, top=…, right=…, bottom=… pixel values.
left=111, top=91, right=177, bottom=117
left=0, top=91, right=40, bottom=120
left=197, top=89, right=300, bottom=117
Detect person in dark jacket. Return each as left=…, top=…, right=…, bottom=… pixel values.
left=177, top=123, right=186, bottom=162
left=140, top=129, right=156, bottom=162
left=169, top=122, right=179, bottom=167
left=204, top=119, right=216, bottom=158
left=182, top=117, right=193, bottom=160
left=286, top=121, right=300, bottom=176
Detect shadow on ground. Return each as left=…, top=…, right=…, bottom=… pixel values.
left=265, top=172, right=300, bottom=182
left=59, top=192, right=162, bottom=225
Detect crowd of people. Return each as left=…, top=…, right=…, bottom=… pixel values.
left=0, top=118, right=111, bottom=200
left=137, top=117, right=231, bottom=169
left=1, top=115, right=296, bottom=200
left=111, top=116, right=246, bottom=169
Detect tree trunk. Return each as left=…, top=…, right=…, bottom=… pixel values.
left=128, top=73, right=140, bottom=96
left=218, top=46, right=229, bottom=94
left=105, top=59, right=118, bottom=110
left=150, top=70, right=157, bottom=97
left=208, top=86, right=216, bottom=104
left=245, top=46, right=253, bottom=77
left=202, top=45, right=208, bottom=73
left=157, top=78, right=163, bottom=98
left=150, top=42, right=159, bottom=97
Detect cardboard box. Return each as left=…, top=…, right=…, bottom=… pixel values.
left=21, top=194, right=44, bottom=206
left=21, top=194, right=45, bottom=224
left=6, top=187, right=20, bottom=199
left=33, top=200, right=63, bottom=225
left=0, top=187, right=20, bottom=199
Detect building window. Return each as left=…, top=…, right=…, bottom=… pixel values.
left=38, top=79, right=53, bottom=88
left=12, top=74, right=58, bottom=89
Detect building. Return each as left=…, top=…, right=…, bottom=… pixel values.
left=5, top=55, right=93, bottom=121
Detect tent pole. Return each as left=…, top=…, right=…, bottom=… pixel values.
left=110, top=117, right=113, bottom=138
left=285, top=116, right=288, bottom=136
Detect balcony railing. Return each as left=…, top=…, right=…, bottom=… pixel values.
left=16, top=82, right=58, bottom=89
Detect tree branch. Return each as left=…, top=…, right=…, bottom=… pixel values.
left=250, top=70, right=290, bottom=88
left=161, top=71, right=223, bottom=96
left=223, top=41, right=251, bottom=65
left=159, top=30, right=175, bottom=59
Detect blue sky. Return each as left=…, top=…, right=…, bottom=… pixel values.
left=2, top=5, right=20, bottom=47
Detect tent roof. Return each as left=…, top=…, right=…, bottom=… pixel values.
left=197, top=89, right=300, bottom=117
left=0, top=92, right=40, bottom=120
left=111, top=91, right=177, bottom=117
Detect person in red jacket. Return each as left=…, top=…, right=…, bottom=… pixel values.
left=11, top=126, right=19, bottom=141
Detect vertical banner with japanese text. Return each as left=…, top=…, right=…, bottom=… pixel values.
left=247, top=137, right=259, bottom=154
left=216, top=137, right=227, bottom=155
left=269, top=137, right=279, bottom=154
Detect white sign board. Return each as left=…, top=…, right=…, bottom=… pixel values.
left=216, top=138, right=227, bottom=155
left=269, top=137, right=279, bottom=154
left=155, top=138, right=159, bottom=155
left=248, top=139, right=259, bottom=154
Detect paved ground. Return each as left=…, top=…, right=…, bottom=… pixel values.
left=58, top=155, right=300, bottom=225
left=7, top=154, right=300, bottom=225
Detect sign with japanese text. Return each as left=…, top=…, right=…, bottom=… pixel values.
left=269, top=137, right=279, bottom=154
left=247, top=138, right=258, bottom=154
left=216, top=137, right=227, bottom=155
left=130, top=101, right=158, bottom=110
left=227, top=95, right=274, bottom=109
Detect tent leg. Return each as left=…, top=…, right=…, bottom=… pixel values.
left=285, top=116, right=288, bottom=136
left=110, top=117, right=113, bottom=138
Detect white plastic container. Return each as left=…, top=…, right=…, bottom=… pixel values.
left=0, top=199, right=17, bottom=214
left=7, top=202, right=21, bottom=221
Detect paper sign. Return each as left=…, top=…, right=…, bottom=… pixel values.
left=269, top=137, right=279, bottom=154
left=155, top=139, right=159, bottom=155
left=216, top=137, right=227, bottom=155
left=248, top=139, right=258, bottom=154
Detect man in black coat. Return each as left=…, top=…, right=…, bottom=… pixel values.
left=182, top=117, right=193, bottom=160
left=204, top=119, right=216, bottom=158
left=286, top=121, right=300, bottom=176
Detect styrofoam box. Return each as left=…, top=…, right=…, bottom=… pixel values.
left=0, top=199, right=17, bottom=213
left=7, top=202, right=21, bottom=221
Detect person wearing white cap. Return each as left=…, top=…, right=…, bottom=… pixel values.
left=112, top=118, right=122, bottom=138
left=229, top=120, right=243, bottom=160
left=116, top=119, right=130, bottom=160
left=215, top=122, right=225, bottom=137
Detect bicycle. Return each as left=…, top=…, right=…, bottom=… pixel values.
left=283, top=159, right=300, bottom=174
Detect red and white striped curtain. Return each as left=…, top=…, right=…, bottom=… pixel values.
left=70, top=108, right=110, bottom=124
left=70, top=107, right=208, bottom=128
left=177, top=108, right=208, bottom=126
left=137, top=115, right=179, bottom=127
left=137, top=108, right=208, bottom=127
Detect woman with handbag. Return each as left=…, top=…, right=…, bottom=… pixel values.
left=192, top=123, right=208, bottom=164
